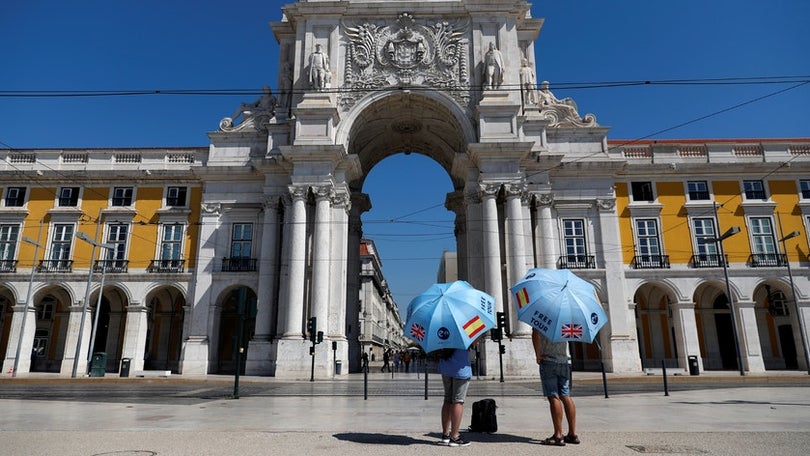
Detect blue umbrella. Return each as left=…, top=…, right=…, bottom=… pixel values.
left=404, top=281, right=496, bottom=352
left=510, top=268, right=607, bottom=343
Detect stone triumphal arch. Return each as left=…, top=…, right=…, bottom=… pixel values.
left=187, top=0, right=640, bottom=378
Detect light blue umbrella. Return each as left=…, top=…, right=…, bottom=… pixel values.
left=404, top=281, right=496, bottom=352
left=510, top=268, right=607, bottom=343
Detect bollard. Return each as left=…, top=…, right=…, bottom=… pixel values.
left=363, top=364, right=368, bottom=400
left=661, top=360, right=669, bottom=396
left=600, top=360, right=609, bottom=399
left=424, top=362, right=429, bottom=400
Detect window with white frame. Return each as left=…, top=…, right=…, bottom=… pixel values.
left=692, top=218, right=719, bottom=259
left=4, top=187, right=26, bottom=207
left=743, top=180, right=766, bottom=200
left=112, top=187, right=133, bottom=206
left=160, top=224, right=184, bottom=260
left=231, top=223, right=253, bottom=258
left=32, top=329, right=49, bottom=357
left=562, top=219, right=587, bottom=261
left=750, top=217, right=777, bottom=260
left=635, top=219, right=662, bottom=259
left=49, top=224, right=73, bottom=263
left=57, top=187, right=80, bottom=207
left=0, top=224, right=19, bottom=271
left=800, top=179, right=810, bottom=199
left=687, top=181, right=710, bottom=200
left=105, top=223, right=129, bottom=268
left=166, top=186, right=188, bottom=207
left=37, top=297, right=55, bottom=321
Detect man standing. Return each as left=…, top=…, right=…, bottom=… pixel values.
left=482, top=42, right=504, bottom=90
left=308, top=43, right=331, bottom=91
left=532, top=329, right=580, bottom=446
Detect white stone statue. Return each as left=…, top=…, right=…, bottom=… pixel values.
left=308, top=44, right=331, bottom=91
left=537, top=81, right=597, bottom=127
left=482, top=42, right=504, bottom=90
left=219, top=85, right=277, bottom=132
left=519, top=58, right=537, bottom=105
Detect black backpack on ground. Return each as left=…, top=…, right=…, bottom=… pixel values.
left=468, top=398, right=497, bottom=433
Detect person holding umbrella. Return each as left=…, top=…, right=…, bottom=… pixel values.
left=438, top=342, right=475, bottom=447
left=402, top=280, right=496, bottom=447
left=511, top=268, right=608, bottom=446
left=533, top=330, right=579, bottom=446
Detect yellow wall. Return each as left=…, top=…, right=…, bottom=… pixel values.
left=614, top=182, right=634, bottom=264
left=656, top=182, right=692, bottom=264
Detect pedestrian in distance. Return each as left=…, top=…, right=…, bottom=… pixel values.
left=437, top=344, right=474, bottom=447
left=532, top=328, right=580, bottom=446
left=381, top=348, right=391, bottom=373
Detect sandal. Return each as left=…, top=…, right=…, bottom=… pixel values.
left=540, top=435, right=566, bottom=446
left=564, top=434, right=580, bottom=444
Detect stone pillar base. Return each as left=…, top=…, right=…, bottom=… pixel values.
left=179, top=337, right=210, bottom=375
left=245, top=339, right=275, bottom=376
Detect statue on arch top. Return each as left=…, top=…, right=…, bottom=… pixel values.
left=308, top=44, right=332, bottom=91
left=482, top=42, right=504, bottom=90
left=537, top=81, right=598, bottom=128
left=218, top=85, right=277, bottom=132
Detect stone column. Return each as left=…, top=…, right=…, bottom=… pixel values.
left=61, top=302, right=92, bottom=376
left=505, top=182, right=530, bottom=336
left=280, top=185, right=308, bottom=338
left=311, top=185, right=332, bottom=336
left=671, top=300, right=703, bottom=372
left=596, top=197, right=641, bottom=373
left=736, top=300, right=765, bottom=373
left=246, top=196, right=281, bottom=375
left=329, top=189, right=351, bottom=375
left=535, top=193, right=557, bottom=269
left=180, top=202, right=220, bottom=375
left=346, top=192, right=369, bottom=372
left=120, top=302, right=148, bottom=374
left=1, top=301, right=37, bottom=375
left=479, top=183, right=503, bottom=314
left=445, top=191, right=468, bottom=280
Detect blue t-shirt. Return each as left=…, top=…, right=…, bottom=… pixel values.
left=438, top=348, right=472, bottom=379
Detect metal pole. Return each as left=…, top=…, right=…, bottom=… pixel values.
left=13, top=227, right=42, bottom=378
left=72, top=242, right=98, bottom=378
left=661, top=359, right=669, bottom=396
left=86, top=252, right=109, bottom=375
left=234, top=287, right=246, bottom=399
left=72, top=211, right=103, bottom=378
left=714, top=203, right=745, bottom=376
left=777, top=215, right=810, bottom=375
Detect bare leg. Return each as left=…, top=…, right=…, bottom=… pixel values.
left=547, top=396, right=564, bottom=438
left=561, top=395, right=577, bottom=436
left=449, top=402, right=464, bottom=438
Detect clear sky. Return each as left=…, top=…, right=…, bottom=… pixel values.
left=2, top=1, right=809, bottom=315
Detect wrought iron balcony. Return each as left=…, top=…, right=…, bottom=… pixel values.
left=748, top=253, right=787, bottom=267
left=221, top=257, right=257, bottom=272
left=147, top=259, right=185, bottom=273
left=92, top=259, right=129, bottom=273
left=0, top=259, right=18, bottom=273
left=37, top=259, right=73, bottom=273
left=557, top=255, right=596, bottom=269
left=690, top=254, right=728, bottom=268
left=632, top=255, right=670, bottom=269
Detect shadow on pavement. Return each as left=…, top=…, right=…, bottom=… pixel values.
left=332, top=433, right=434, bottom=445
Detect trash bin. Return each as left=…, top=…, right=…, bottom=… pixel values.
left=335, top=360, right=342, bottom=375
left=120, top=358, right=132, bottom=378
left=90, top=352, right=107, bottom=377
left=688, top=355, right=700, bottom=376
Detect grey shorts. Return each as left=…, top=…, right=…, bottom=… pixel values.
left=442, top=376, right=470, bottom=404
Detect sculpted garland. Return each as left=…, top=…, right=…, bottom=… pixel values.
left=341, top=12, right=470, bottom=108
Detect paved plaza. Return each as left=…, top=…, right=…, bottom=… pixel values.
left=1, top=370, right=809, bottom=455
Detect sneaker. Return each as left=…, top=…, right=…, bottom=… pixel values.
left=448, top=436, right=470, bottom=447
left=441, top=434, right=451, bottom=445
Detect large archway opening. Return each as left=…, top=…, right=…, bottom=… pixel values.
left=342, top=91, right=471, bottom=371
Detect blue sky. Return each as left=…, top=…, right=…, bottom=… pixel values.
left=2, top=1, right=809, bottom=314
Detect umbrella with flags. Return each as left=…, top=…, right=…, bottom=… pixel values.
left=404, top=280, right=496, bottom=352
left=510, top=268, right=608, bottom=343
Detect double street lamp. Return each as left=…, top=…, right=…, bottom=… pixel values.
left=779, top=230, right=810, bottom=375
left=71, top=231, right=114, bottom=378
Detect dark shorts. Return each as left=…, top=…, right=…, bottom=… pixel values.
left=539, top=361, right=571, bottom=397
left=442, top=376, right=470, bottom=404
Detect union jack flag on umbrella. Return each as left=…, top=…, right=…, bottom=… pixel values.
left=509, top=268, right=608, bottom=344
left=403, top=281, right=496, bottom=352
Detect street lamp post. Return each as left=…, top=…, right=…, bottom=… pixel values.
left=779, top=229, right=810, bottom=375
left=710, top=223, right=744, bottom=376
left=72, top=231, right=114, bottom=378
left=12, top=233, right=42, bottom=377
